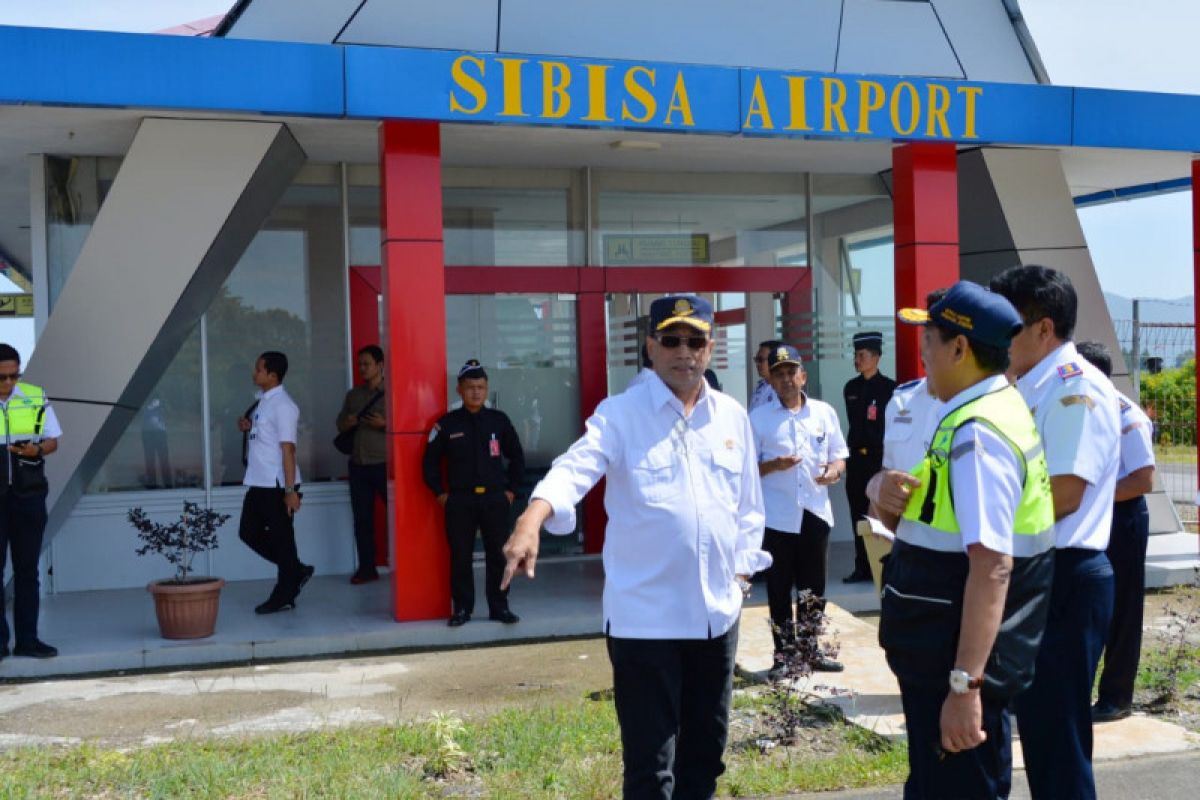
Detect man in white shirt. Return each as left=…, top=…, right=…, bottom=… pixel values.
left=990, top=266, right=1120, bottom=800
left=237, top=351, right=312, bottom=615
left=750, top=344, right=848, bottom=673
left=1075, top=341, right=1157, bottom=724
left=749, top=339, right=782, bottom=411
left=501, top=294, right=770, bottom=800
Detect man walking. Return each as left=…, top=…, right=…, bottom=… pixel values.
left=238, top=351, right=312, bottom=615
left=749, top=339, right=783, bottom=411
left=502, top=295, right=769, bottom=799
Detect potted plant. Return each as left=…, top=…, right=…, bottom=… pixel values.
left=129, top=500, right=231, bottom=639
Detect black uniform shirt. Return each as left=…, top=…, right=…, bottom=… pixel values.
left=843, top=372, right=897, bottom=452
left=422, top=406, right=526, bottom=496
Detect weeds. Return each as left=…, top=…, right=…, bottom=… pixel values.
left=422, top=711, right=468, bottom=778
left=1141, top=568, right=1200, bottom=710
left=761, top=590, right=841, bottom=746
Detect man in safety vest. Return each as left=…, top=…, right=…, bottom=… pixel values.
left=0, top=342, right=62, bottom=661
left=877, top=282, right=1055, bottom=799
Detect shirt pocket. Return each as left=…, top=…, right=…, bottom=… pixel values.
left=631, top=443, right=680, bottom=505
left=706, top=445, right=743, bottom=507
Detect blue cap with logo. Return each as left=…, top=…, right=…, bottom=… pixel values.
left=457, top=359, right=488, bottom=380
left=897, top=280, right=1022, bottom=349
left=766, top=343, right=804, bottom=371
left=649, top=295, right=714, bottom=334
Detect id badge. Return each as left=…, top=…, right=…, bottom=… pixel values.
left=489, top=437, right=501, bottom=457
left=867, top=401, right=878, bottom=421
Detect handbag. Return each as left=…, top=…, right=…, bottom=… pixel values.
left=334, top=390, right=384, bottom=455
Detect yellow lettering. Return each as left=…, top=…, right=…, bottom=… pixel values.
left=890, top=81, right=921, bottom=136
left=541, top=61, right=571, bottom=119
left=856, top=80, right=885, bottom=134
left=926, top=84, right=951, bottom=138
left=449, top=55, right=487, bottom=115
left=664, top=73, right=694, bottom=126
left=495, top=57, right=528, bottom=117
left=621, top=66, right=657, bottom=123
left=958, top=85, right=983, bottom=139
left=581, top=64, right=615, bottom=122
left=783, top=76, right=811, bottom=131
left=821, top=78, right=849, bottom=133
left=743, top=76, right=774, bottom=130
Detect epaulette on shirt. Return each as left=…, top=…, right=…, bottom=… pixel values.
left=895, top=378, right=923, bottom=392
left=1119, top=397, right=1131, bottom=412
left=1056, top=362, right=1083, bottom=380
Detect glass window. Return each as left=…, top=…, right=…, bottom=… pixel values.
left=595, top=172, right=807, bottom=267
left=44, top=156, right=121, bottom=313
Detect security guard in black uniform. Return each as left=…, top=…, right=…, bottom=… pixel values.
left=423, top=359, right=526, bottom=627
left=842, top=331, right=895, bottom=583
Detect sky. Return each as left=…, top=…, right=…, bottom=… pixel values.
left=0, top=0, right=1197, bottom=301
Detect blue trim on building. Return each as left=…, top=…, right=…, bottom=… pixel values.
left=1073, top=177, right=1192, bottom=208
left=2, top=24, right=1200, bottom=155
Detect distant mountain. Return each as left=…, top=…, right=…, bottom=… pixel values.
left=1104, top=293, right=1193, bottom=324
left=1104, top=293, right=1194, bottom=366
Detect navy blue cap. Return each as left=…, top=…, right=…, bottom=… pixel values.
left=852, top=331, right=883, bottom=352
left=457, top=359, right=488, bottom=380
left=766, top=343, right=804, bottom=371
left=649, top=295, right=713, bottom=334
left=897, top=281, right=1022, bottom=349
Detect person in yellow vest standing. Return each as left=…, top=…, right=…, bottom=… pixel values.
left=878, top=283, right=1056, bottom=799
left=0, top=343, right=61, bottom=661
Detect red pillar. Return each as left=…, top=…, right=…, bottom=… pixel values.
left=1192, top=161, right=1200, bottom=529
left=892, top=143, right=960, bottom=382
left=577, top=287, right=608, bottom=553
left=380, top=121, right=450, bottom=621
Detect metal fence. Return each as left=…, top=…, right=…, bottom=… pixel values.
left=1113, top=306, right=1196, bottom=531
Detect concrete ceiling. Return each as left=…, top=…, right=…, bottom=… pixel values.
left=0, top=105, right=1192, bottom=280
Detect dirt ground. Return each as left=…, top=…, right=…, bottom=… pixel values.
left=0, top=638, right=615, bottom=750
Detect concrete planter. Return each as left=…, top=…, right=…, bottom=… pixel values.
left=147, top=578, right=225, bottom=639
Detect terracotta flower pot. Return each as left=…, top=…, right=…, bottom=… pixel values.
left=148, top=577, right=225, bottom=639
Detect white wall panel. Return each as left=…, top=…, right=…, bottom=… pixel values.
left=837, top=0, right=963, bottom=78
left=224, top=0, right=363, bottom=43
left=931, top=0, right=1037, bottom=83
left=338, top=0, right=499, bottom=52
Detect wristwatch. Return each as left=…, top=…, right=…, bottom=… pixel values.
left=949, top=668, right=983, bottom=695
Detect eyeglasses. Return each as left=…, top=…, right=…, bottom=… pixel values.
left=0, top=372, right=20, bottom=382
left=657, top=334, right=709, bottom=350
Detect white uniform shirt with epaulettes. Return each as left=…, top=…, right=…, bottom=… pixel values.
left=750, top=394, right=849, bottom=530
left=882, top=378, right=944, bottom=473
left=749, top=378, right=777, bottom=412
left=1015, top=341, right=1120, bottom=550
left=1116, top=391, right=1155, bottom=480
left=531, top=371, right=770, bottom=640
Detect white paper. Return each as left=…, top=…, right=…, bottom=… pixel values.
left=857, top=516, right=895, bottom=542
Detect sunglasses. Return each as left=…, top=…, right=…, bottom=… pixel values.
left=657, top=334, right=709, bottom=350
left=0, top=372, right=20, bottom=382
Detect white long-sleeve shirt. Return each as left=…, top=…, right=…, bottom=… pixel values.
left=532, top=371, right=770, bottom=639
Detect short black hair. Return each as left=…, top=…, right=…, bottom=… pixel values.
left=988, top=265, right=1077, bottom=341
left=258, top=351, right=289, bottom=382
left=757, top=339, right=784, bottom=352
left=1075, top=341, right=1113, bottom=378
left=0, top=343, right=20, bottom=364
left=931, top=322, right=1010, bottom=374
left=925, top=287, right=949, bottom=308
left=357, top=344, right=384, bottom=364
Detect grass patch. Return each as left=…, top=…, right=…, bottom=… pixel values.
left=0, top=695, right=906, bottom=798
left=1152, top=445, right=1197, bottom=465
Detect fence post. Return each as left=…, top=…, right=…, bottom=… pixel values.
left=1131, top=298, right=1141, bottom=397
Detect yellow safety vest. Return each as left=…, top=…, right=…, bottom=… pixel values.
left=1, top=382, right=48, bottom=440
left=900, top=383, right=1054, bottom=557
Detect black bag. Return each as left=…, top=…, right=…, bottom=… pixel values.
left=334, top=391, right=384, bottom=455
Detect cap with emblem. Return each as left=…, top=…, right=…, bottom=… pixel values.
left=852, top=331, right=883, bottom=354
left=766, top=344, right=804, bottom=371
left=457, top=359, right=488, bottom=380
left=897, top=280, right=1022, bottom=349
left=649, top=294, right=714, bottom=334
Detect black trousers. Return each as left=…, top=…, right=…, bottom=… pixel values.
left=348, top=461, right=387, bottom=575
left=606, top=622, right=739, bottom=800
left=0, top=490, right=48, bottom=648
left=763, top=515, right=831, bottom=654
left=845, top=451, right=882, bottom=574
left=239, top=487, right=304, bottom=595
left=444, top=490, right=510, bottom=615
left=1097, top=497, right=1150, bottom=708
left=899, top=681, right=1013, bottom=800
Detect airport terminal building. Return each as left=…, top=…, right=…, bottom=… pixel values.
left=1, top=0, right=1195, bottom=628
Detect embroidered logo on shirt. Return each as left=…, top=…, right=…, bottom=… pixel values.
left=427, top=424, right=440, bottom=443
left=724, top=439, right=735, bottom=449
left=1059, top=394, right=1096, bottom=410
left=1057, top=362, right=1082, bottom=380
left=449, top=432, right=465, bottom=439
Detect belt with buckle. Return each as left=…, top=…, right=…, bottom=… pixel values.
left=474, top=486, right=487, bottom=494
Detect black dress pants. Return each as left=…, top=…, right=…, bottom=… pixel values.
left=444, top=490, right=510, bottom=615
left=348, top=461, right=387, bottom=575
left=0, top=490, right=48, bottom=648
left=763, top=514, right=832, bottom=654
left=1097, top=497, right=1150, bottom=709
left=606, top=622, right=739, bottom=800
left=239, top=487, right=304, bottom=596
left=846, top=452, right=882, bottom=574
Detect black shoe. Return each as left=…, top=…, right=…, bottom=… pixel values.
left=0, top=643, right=9, bottom=661
left=814, top=657, right=844, bottom=673
left=447, top=610, right=471, bottom=627
left=1092, top=701, right=1131, bottom=723
left=842, top=569, right=872, bottom=584
left=255, top=596, right=296, bottom=615
left=13, top=640, right=58, bottom=659
left=292, top=564, right=315, bottom=599
left=489, top=609, right=520, bottom=624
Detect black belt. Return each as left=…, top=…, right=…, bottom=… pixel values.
left=851, top=447, right=882, bottom=456
left=452, top=485, right=503, bottom=495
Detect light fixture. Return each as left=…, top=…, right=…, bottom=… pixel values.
left=609, top=139, right=663, bottom=152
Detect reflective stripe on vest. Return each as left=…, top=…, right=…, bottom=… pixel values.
left=899, top=383, right=1054, bottom=555
left=1, top=382, right=47, bottom=439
